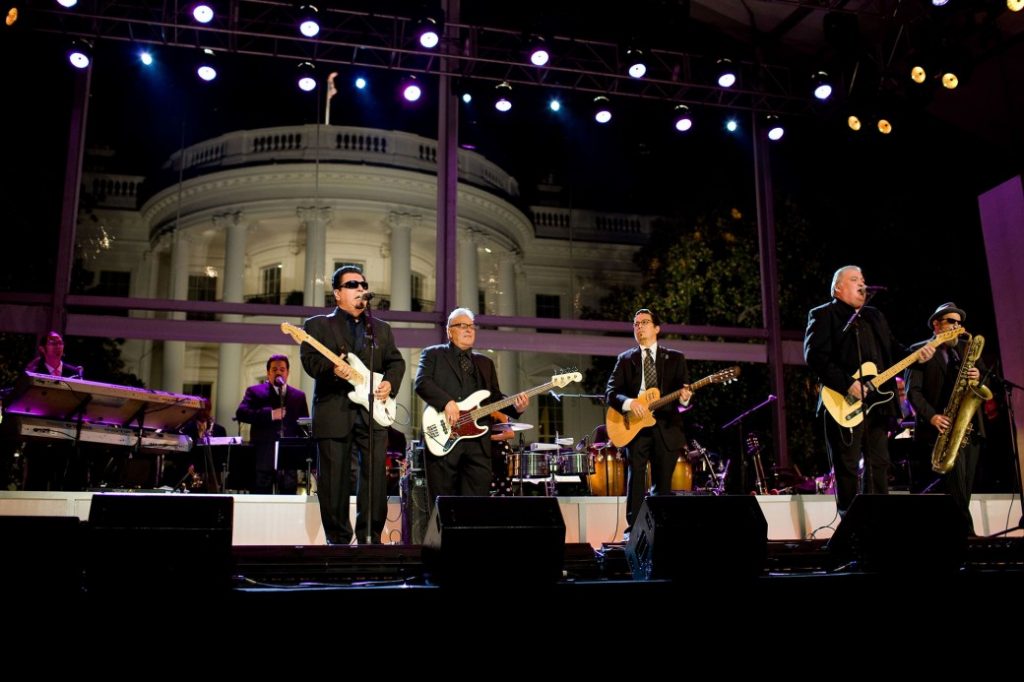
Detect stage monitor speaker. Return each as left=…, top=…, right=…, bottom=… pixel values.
left=423, top=496, right=566, bottom=586
left=828, top=494, right=967, bottom=573
left=86, top=493, right=234, bottom=597
left=625, top=495, right=768, bottom=581
left=0, top=516, right=84, bottom=603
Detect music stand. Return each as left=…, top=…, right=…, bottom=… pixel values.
left=274, top=437, right=316, bottom=496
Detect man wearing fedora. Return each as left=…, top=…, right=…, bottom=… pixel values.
left=904, top=302, right=987, bottom=535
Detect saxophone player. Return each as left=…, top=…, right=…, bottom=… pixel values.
left=904, top=302, right=987, bottom=535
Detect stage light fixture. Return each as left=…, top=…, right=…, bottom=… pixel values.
left=1010, top=0, right=1024, bottom=12
left=416, top=16, right=441, bottom=49
left=298, top=4, right=320, bottom=38
left=138, top=49, right=154, bottom=66
left=355, top=76, right=368, bottom=90
left=766, top=115, right=784, bottom=141
left=296, top=61, right=316, bottom=91
left=626, top=48, right=647, bottom=79
left=672, top=104, right=692, bottom=132
left=911, top=64, right=927, bottom=84
left=548, top=97, right=561, bottom=112
left=401, top=75, right=422, bottom=102
left=6, top=6, right=19, bottom=27
left=811, top=71, right=832, bottom=100
left=494, top=81, right=512, bottom=112
left=526, top=36, right=549, bottom=67
left=931, top=0, right=949, bottom=6
left=461, top=92, right=472, bottom=104
left=593, top=96, right=612, bottom=124
left=192, top=3, right=214, bottom=24
left=941, top=69, right=959, bottom=89
left=67, top=39, right=92, bottom=69
left=57, top=0, right=78, bottom=7
left=877, top=117, right=893, bottom=134
left=847, top=114, right=863, bottom=132
left=725, top=117, right=739, bottom=133
left=716, top=58, right=736, bottom=88
left=196, top=48, right=217, bottom=82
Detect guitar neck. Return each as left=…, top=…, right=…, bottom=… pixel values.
left=648, top=375, right=714, bottom=410
left=466, top=381, right=556, bottom=421
left=304, top=333, right=344, bottom=367
left=873, top=337, right=944, bottom=386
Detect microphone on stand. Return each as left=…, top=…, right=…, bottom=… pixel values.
left=359, top=291, right=375, bottom=301
left=860, top=285, right=888, bottom=294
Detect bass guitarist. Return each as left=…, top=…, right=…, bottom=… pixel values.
left=605, top=308, right=692, bottom=539
left=301, top=265, right=405, bottom=545
left=414, top=307, right=528, bottom=506
left=804, top=265, right=934, bottom=517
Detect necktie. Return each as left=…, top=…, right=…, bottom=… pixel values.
left=460, top=352, right=474, bottom=375
left=643, top=348, right=657, bottom=390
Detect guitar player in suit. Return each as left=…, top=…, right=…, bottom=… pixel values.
left=605, top=308, right=692, bottom=537
left=804, top=265, right=934, bottom=516
left=235, top=354, right=309, bottom=494
left=301, top=265, right=405, bottom=545
left=414, top=307, right=528, bottom=505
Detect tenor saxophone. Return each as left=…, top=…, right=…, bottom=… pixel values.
left=931, top=334, right=992, bottom=474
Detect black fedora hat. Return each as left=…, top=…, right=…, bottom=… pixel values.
left=927, top=302, right=966, bottom=329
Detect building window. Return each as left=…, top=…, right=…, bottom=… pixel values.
left=188, top=274, right=217, bottom=320
left=260, top=264, right=281, bottom=303
left=478, top=289, right=486, bottom=315
left=537, top=394, right=565, bottom=440
left=535, top=294, right=561, bottom=334
left=95, top=270, right=131, bottom=297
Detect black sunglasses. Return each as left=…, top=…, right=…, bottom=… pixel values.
left=338, top=280, right=369, bottom=290
left=939, top=317, right=961, bottom=326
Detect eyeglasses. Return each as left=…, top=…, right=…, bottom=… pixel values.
left=633, top=319, right=654, bottom=327
left=449, top=323, right=477, bottom=331
left=338, top=280, right=369, bottom=290
left=939, top=317, right=962, bottom=327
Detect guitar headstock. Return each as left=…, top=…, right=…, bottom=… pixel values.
left=745, top=432, right=761, bottom=455
left=712, top=366, right=741, bottom=384
left=933, top=327, right=966, bottom=345
left=551, top=368, right=583, bottom=388
left=280, top=322, right=309, bottom=344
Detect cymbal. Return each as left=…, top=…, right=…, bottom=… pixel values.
left=490, top=421, right=534, bottom=433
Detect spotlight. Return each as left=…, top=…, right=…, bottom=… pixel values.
left=494, top=81, right=512, bottom=112
left=593, top=96, right=612, bottom=124
left=716, top=58, right=736, bottom=88
left=931, top=0, right=949, bottom=6
left=415, top=16, right=441, bottom=50
left=941, top=70, right=959, bottom=89
left=57, top=0, right=78, bottom=7
left=67, top=39, right=92, bottom=69
left=672, top=104, right=692, bottom=132
left=766, top=115, right=784, bottom=141
left=138, top=49, right=154, bottom=66
left=298, top=4, right=319, bottom=38
left=811, top=71, right=832, bottom=100
left=191, top=3, right=214, bottom=24
left=461, top=92, right=472, bottom=104
left=877, top=117, right=893, bottom=135
left=725, top=117, right=739, bottom=133
left=911, top=64, right=927, bottom=84
left=548, top=97, right=562, bottom=112
left=625, top=48, right=647, bottom=79
left=401, top=76, right=422, bottom=102
left=527, top=36, right=550, bottom=67
left=355, top=76, right=368, bottom=90
left=297, top=61, right=316, bottom=92
left=6, top=7, right=18, bottom=26
left=196, top=48, right=217, bottom=82
left=847, top=114, right=862, bottom=132
left=1010, top=0, right=1024, bottom=12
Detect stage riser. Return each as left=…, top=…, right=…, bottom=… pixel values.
left=0, top=492, right=1020, bottom=546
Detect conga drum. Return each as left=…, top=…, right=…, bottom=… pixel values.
left=671, top=454, right=693, bottom=492
left=588, top=444, right=626, bottom=496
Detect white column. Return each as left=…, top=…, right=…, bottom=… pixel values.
left=387, top=213, right=415, bottom=439
left=162, top=230, right=191, bottom=393
left=458, top=229, right=479, bottom=311
left=301, top=207, right=329, bottom=307
left=215, top=212, right=245, bottom=426
left=496, top=254, right=519, bottom=395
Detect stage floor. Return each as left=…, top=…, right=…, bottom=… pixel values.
left=1, top=490, right=1020, bottom=546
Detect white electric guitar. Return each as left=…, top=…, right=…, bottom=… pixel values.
left=422, top=370, right=582, bottom=457
left=280, top=322, right=397, bottom=427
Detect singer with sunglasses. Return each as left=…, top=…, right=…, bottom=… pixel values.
left=804, top=265, right=934, bottom=517
left=301, top=265, right=405, bottom=545
left=904, top=302, right=987, bottom=535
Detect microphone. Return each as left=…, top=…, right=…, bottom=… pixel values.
left=359, top=291, right=374, bottom=301
left=274, top=376, right=285, bottom=388
left=861, top=285, right=887, bottom=293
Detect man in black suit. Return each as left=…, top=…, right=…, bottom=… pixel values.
left=301, top=265, right=405, bottom=545
left=415, top=307, right=528, bottom=504
left=804, top=265, right=934, bottom=516
left=605, top=308, right=692, bottom=535
left=905, top=302, right=986, bottom=534
left=22, top=331, right=84, bottom=490
left=235, top=354, right=309, bottom=494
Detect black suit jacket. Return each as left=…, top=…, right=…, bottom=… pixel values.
left=301, top=308, right=405, bottom=439
left=235, top=382, right=309, bottom=442
left=905, top=337, right=987, bottom=444
left=605, top=345, right=689, bottom=452
left=414, top=343, right=518, bottom=422
left=804, top=299, right=909, bottom=417
left=24, top=357, right=83, bottom=378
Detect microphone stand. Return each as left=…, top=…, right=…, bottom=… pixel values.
left=273, top=379, right=285, bottom=494
left=985, top=364, right=1024, bottom=536
left=721, top=394, right=777, bottom=493
left=363, top=298, right=377, bottom=545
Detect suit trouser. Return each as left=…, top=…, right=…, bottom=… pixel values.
left=424, top=438, right=492, bottom=512
left=824, top=410, right=891, bottom=515
left=623, top=429, right=676, bottom=531
left=316, top=414, right=388, bottom=544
